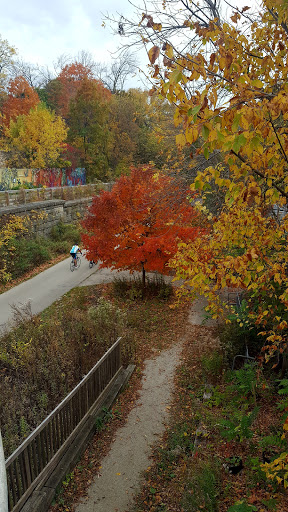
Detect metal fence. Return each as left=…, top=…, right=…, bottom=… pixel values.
left=5, top=337, right=122, bottom=512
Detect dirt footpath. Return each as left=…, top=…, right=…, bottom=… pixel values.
left=75, top=298, right=209, bottom=512
left=75, top=342, right=182, bottom=512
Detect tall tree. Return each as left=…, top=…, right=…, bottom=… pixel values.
left=94, top=51, right=138, bottom=93
left=9, top=59, right=42, bottom=88
left=109, top=88, right=178, bottom=174
left=0, top=35, right=16, bottom=95
left=2, top=104, right=67, bottom=169
left=81, top=165, right=204, bottom=285
left=122, top=0, right=288, bottom=361
left=67, top=78, right=111, bottom=181
left=47, top=62, right=94, bottom=119
left=1, top=76, right=40, bottom=127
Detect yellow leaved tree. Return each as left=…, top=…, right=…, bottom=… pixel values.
left=118, top=0, right=288, bottom=365
left=2, top=104, right=68, bottom=169
left=125, top=0, right=288, bottom=489
left=0, top=215, right=29, bottom=282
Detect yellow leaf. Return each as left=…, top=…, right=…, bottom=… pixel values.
left=185, top=127, right=198, bottom=144
left=176, top=133, right=186, bottom=147
left=219, top=57, right=226, bottom=70
left=165, top=44, right=174, bottom=59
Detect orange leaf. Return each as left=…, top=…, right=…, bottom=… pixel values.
left=148, top=46, right=160, bottom=64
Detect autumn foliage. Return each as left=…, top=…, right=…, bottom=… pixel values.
left=52, top=62, right=95, bottom=119
left=81, top=165, right=204, bottom=284
left=139, top=0, right=288, bottom=357
left=4, top=104, right=68, bottom=168
left=1, top=76, right=40, bottom=127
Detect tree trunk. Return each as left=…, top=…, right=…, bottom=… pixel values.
left=141, top=262, right=146, bottom=288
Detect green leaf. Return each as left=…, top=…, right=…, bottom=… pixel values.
left=194, top=179, right=203, bottom=190
left=202, top=125, right=210, bottom=140
left=204, top=147, right=210, bottom=159
left=203, top=182, right=212, bottom=191
left=250, top=135, right=262, bottom=150
left=169, top=70, right=183, bottom=84
left=251, top=79, right=264, bottom=88
left=217, top=130, right=226, bottom=143
left=227, top=501, right=258, bottom=512
left=233, top=133, right=247, bottom=153
left=232, top=113, right=242, bottom=133
left=188, top=105, right=201, bottom=117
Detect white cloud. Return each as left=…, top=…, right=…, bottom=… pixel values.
left=0, top=0, right=148, bottom=86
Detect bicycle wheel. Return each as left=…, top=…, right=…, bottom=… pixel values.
left=89, top=260, right=93, bottom=269
left=70, top=259, right=75, bottom=272
left=76, top=256, right=81, bottom=269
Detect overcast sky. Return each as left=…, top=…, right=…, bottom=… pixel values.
left=0, top=0, right=148, bottom=88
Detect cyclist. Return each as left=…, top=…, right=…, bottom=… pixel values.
left=70, top=244, right=82, bottom=267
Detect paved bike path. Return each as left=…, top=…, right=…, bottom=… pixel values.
left=0, top=258, right=134, bottom=334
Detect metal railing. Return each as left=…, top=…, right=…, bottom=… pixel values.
left=5, top=337, right=122, bottom=512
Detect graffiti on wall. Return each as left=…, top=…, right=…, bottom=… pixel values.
left=0, top=167, right=86, bottom=190
left=66, top=168, right=86, bottom=186
left=34, top=168, right=86, bottom=187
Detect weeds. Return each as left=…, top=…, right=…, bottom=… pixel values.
left=112, top=274, right=173, bottom=301
left=181, top=459, right=221, bottom=512
left=1, top=282, right=187, bottom=459
left=0, top=287, right=127, bottom=456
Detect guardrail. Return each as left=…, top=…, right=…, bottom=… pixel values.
left=5, top=337, right=122, bottom=512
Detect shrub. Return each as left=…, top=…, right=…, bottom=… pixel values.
left=50, top=221, right=80, bottom=243
left=218, top=318, right=262, bottom=368
left=112, top=274, right=173, bottom=300
left=201, top=351, right=224, bottom=384
left=11, top=238, right=51, bottom=277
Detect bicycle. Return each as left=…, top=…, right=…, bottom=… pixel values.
left=70, top=255, right=81, bottom=272
left=89, top=260, right=96, bottom=269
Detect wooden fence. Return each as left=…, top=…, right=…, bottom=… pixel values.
left=5, top=337, right=122, bottom=512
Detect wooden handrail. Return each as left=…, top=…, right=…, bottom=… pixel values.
left=5, top=337, right=121, bottom=466
left=5, top=337, right=122, bottom=512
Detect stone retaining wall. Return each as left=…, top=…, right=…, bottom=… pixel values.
left=0, top=197, right=93, bottom=237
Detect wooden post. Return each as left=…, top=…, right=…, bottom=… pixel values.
left=0, top=430, right=8, bottom=512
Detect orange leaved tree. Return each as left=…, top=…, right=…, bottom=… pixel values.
left=1, top=76, right=40, bottom=127
left=81, top=165, right=205, bottom=286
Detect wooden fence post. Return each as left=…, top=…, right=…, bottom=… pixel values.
left=0, top=430, right=8, bottom=512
